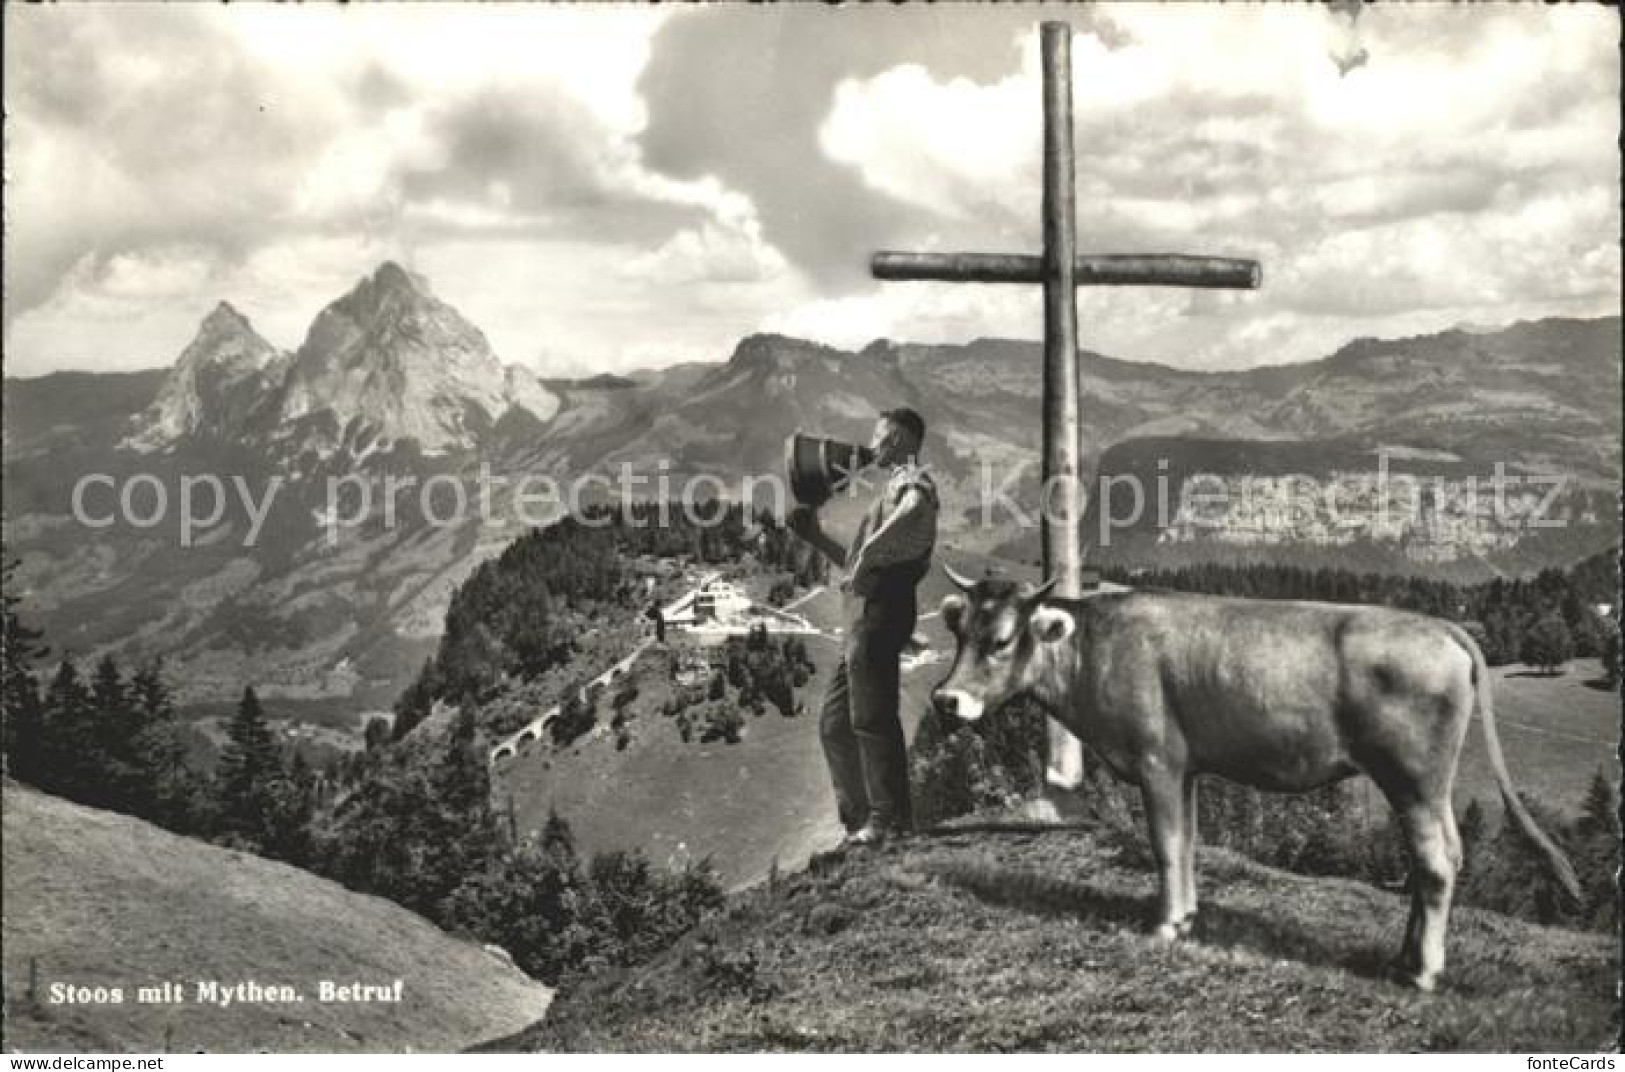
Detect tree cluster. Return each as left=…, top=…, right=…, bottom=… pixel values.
left=909, top=699, right=1049, bottom=828
left=4, top=645, right=322, bottom=868
left=659, top=627, right=815, bottom=745
left=1103, top=547, right=1620, bottom=673
left=5, top=649, right=211, bottom=835
left=323, top=707, right=723, bottom=983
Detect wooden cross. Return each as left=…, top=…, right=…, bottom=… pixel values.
left=871, top=21, right=1261, bottom=788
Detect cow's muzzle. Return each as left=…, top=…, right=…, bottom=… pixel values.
left=932, top=688, right=984, bottom=722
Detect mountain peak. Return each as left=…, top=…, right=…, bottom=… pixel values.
left=727, top=333, right=844, bottom=370
left=200, top=300, right=255, bottom=337
left=125, top=299, right=285, bottom=449
left=369, top=260, right=429, bottom=297
left=320, top=261, right=440, bottom=331
left=186, top=300, right=274, bottom=359
left=275, top=264, right=543, bottom=454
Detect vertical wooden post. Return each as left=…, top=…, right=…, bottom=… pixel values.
left=1040, top=21, right=1088, bottom=792
left=1040, top=21, right=1083, bottom=597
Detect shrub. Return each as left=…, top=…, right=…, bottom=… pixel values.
left=550, top=690, right=596, bottom=747
left=909, top=698, right=1047, bottom=827
left=1595, top=616, right=1620, bottom=687
left=441, top=817, right=724, bottom=986
left=1521, top=612, right=1573, bottom=674
left=700, top=705, right=744, bottom=745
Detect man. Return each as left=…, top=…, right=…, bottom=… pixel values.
left=788, top=407, right=938, bottom=848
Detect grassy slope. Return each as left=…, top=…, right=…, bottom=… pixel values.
left=491, top=826, right=1619, bottom=1053
left=494, top=622, right=950, bottom=891
left=2, top=783, right=551, bottom=1053
left=495, top=646, right=848, bottom=890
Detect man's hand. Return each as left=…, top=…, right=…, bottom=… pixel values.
left=787, top=505, right=847, bottom=568
left=786, top=505, right=822, bottom=540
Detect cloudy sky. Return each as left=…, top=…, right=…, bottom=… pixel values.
left=4, top=3, right=1618, bottom=379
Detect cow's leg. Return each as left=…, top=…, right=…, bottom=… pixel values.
left=1140, top=772, right=1189, bottom=941
left=1395, top=800, right=1458, bottom=991
left=1175, top=775, right=1200, bottom=937
left=1441, top=805, right=1463, bottom=875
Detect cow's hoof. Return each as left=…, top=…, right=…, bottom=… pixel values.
left=1151, top=922, right=1182, bottom=943
left=1174, top=914, right=1197, bottom=939
left=1388, top=961, right=1437, bottom=993
left=1045, top=766, right=1085, bottom=792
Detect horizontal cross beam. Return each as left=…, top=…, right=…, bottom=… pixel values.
left=871, top=251, right=1261, bottom=290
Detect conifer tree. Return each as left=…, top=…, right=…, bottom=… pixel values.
left=540, top=805, right=578, bottom=867
left=1573, top=770, right=1621, bottom=931
left=130, top=660, right=212, bottom=833
left=376, top=703, right=507, bottom=915
left=215, top=686, right=284, bottom=847
left=41, top=658, right=98, bottom=802
left=89, top=654, right=143, bottom=811
left=2, top=556, right=47, bottom=783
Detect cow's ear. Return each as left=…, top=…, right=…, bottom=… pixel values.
left=941, top=594, right=966, bottom=635
left=1030, top=605, right=1075, bottom=645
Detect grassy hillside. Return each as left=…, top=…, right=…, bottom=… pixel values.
left=489, top=826, right=1619, bottom=1052
left=2, top=782, right=550, bottom=1053
left=493, top=610, right=948, bottom=891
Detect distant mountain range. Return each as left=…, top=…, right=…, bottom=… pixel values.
left=2, top=262, right=1618, bottom=703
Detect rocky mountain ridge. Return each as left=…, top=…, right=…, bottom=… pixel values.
left=125, top=262, right=559, bottom=457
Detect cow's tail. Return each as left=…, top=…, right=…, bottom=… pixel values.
left=1448, top=623, right=1582, bottom=904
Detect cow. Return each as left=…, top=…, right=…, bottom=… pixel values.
left=929, top=567, right=1581, bottom=991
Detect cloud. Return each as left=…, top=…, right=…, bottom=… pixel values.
left=4, top=238, right=397, bottom=374
left=635, top=6, right=1122, bottom=290
left=620, top=220, right=788, bottom=287
left=821, top=61, right=1035, bottom=230
left=789, top=3, right=1619, bottom=368
left=4, top=6, right=333, bottom=323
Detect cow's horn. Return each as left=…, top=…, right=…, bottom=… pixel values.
left=1024, top=577, right=1059, bottom=603
left=942, top=562, right=977, bottom=591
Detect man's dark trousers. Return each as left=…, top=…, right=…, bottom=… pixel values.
left=820, top=579, right=917, bottom=833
